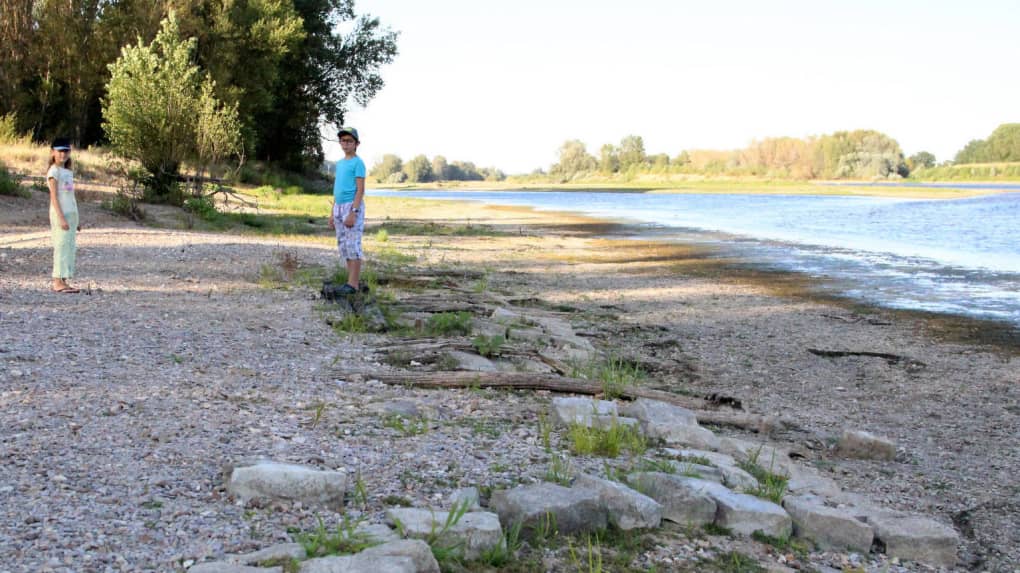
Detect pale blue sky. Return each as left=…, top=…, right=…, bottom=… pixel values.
left=325, top=0, right=1020, bottom=174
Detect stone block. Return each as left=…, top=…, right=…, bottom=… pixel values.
left=783, top=495, right=873, bottom=552
left=227, top=461, right=346, bottom=506
left=489, top=482, right=607, bottom=538
left=627, top=472, right=716, bottom=526
left=574, top=474, right=662, bottom=530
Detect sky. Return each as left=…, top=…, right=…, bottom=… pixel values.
left=323, top=0, right=1020, bottom=174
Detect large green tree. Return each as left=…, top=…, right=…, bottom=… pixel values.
left=103, top=13, right=241, bottom=202
left=550, top=139, right=596, bottom=179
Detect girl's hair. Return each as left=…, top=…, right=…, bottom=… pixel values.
left=48, top=150, right=72, bottom=169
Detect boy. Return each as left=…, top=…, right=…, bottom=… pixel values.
left=329, top=127, right=367, bottom=295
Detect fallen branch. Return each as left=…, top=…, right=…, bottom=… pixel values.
left=347, top=370, right=783, bottom=434
left=807, top=348, right=925, bottom=369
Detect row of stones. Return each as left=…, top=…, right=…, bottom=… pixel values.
left=193, top=394, right=958, bottom=572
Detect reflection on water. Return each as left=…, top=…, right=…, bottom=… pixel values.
left=371, top=189, right=1020, bottom=326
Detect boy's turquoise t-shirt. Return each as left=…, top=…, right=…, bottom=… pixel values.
left=333, top=156, right=366, bottom=203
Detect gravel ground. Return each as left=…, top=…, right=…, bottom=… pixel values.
left=2, top=193, right=1018, bottom=572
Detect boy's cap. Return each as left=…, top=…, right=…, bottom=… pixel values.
left=51, top=137, right=71, bottom=151
left=338, top=127, right=359, bottom=142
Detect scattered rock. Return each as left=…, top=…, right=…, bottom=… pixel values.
left=868, top=513, right=959, bottom=567
left=837, top=430, right=897, bottom=461
left=489, top=482, right=607, bottom=538
left=299, top=539, right=439, bottom=573
left=783, top=495, right=873, bottom=552
left=627, top=472, right=716, bottom=526
left=574, top=473, right=662, bottom=530
left=226, top=461, right=347, bottom=507
left=385, top=507, right=502, bottom=561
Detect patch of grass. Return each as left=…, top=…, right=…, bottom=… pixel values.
left=0, top=161, right=29, bottom=198
left=296, top=515, right=379, bottom=558
left=183, top=194, right=219, bottom=221
left=374, top=220, right=509, bottom=237
left=570, top=356, right=645, bottom=399
left=545, top=454, right=573, bottom=486
left=374, top=228, right=389, bottom=242
left=537, top=412, right=554, bottom=452
left=471, top=334, right=505, bottom=357
left=381, top=494, right=413, bottom=507
left=567, top=421, right=646, bottom=458
left=737, top=447, right=789, bottom=504
left=426, top=311, right=473, bottom=336
left=331, top=312, right=368, bottom=334
left=750, top=530, right=810, bottom=558
left=699, top=550, right=764, bottom=573
left=382, top=414, right=430, bottom=437
left=567, top=533, right=604, bottom=573
left=702, top=523, right=733, bottom=536
left=636, top=458, right=677, bottom=474
left=479, top=520, right=523, bottom=567
left=349, top=471, right=369, bottom=510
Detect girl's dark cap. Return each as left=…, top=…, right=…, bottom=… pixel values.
left=51, top=137, right=71, bottom=151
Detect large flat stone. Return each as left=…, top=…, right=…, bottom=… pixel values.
left=783, top=495, right=873, bottom=552
left=489, top=482, right=606, bottom=538
left=622, top=399, right=719, bottom=449
left=687, top=479, right=792, bottom=538
left=574, top=474, right=662, bottom=530
left=386, top=508, right=502, bottom=560
left=551, top=397, right=618, bottom=427
left=299, top=539, right=439, bottom=573
left=626, top=472, right=716, bottom=526
left=869, top=514, right=958, bottom=567
left=227, top=461, right=346, bottom=506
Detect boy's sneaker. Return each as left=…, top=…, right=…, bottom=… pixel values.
left=337, top=284, right=357, bottom=295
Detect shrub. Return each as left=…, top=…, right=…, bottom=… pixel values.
left=183, top=195, right=218, bottom=221
left=426, top=311, right=473, bottom=336
left=0, top=162, right=28, bottom=198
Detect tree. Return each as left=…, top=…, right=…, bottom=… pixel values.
left=598, top=143, right=619, bottom=174
left=103, top=13, right=241, bottom=203
left=431, top=155, right=450, bottom=180
left=402, top=154, right=432, bottom=183
left=550, top=139, right=596, bottom=178
left=953, top=139, right=989, bottom=164
left=907, top=151, right=936, bottom=170
left=985, top=123, right=1020, bottom=162
left=618, top=135, right=647, bottom=170
left=370, top=154, right=402, bottom=182
left=258, top=0, right=398, bottom=170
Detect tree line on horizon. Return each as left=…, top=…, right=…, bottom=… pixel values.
left=365, top=153, right=506, bottom=184
left=0, top=0, right=397, bottom=177
left=543, top=124, right=1020, bottom=182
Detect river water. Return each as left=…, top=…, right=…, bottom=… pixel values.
left=370, top=189, right=1020, bottom=327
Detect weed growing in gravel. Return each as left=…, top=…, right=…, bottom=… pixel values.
left=472, top=333, right=505, bottom=357
left=750, top=530, right=810, bottom=558
left=537, top=412, right=554, bottom=452
left=700, top=550, right=764, bottom=573
left=533, top=511, right=559, bottom=547
left=570, top=356, right=645, bottom=399
left=636, top=457, right=677, bottom=474
left=568, top=533, right=604, bottom=572
left=350, top=472, right=369, bottom=510
left=545, top=454, right=573, bottom=486
left=702, top=522, right=733, bottom=537
left=331, top=313, right=367, bottom=334
left=382, top=414, right=430, bottom=437
left=567, top=421, right=646, bottom=458
left=382, top=494, right=412, bottom=507
left=297, top=515, right=379, bottom=558
left=479, top=520, right=523, bottom=567
left=737, top=447, right=789, bottom=504
left=426, top=311, right=473, bottom=336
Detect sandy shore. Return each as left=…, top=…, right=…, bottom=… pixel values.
left=1, top=188, right=1018, bottom=571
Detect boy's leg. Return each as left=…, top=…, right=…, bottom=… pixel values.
left=346, top=258, right=361, bottom=289
left=337, top=203, right=365, bottom=290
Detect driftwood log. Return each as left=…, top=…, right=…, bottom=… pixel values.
left=349, top=370, right=785, bottom=434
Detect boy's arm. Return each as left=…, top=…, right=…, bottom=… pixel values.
left=352, top=177, right=365, bottom=211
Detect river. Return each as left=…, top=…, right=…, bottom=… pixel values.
left=370, top=189, right=1020, bottom=328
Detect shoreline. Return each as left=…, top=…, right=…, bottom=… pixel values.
left=369, top=195, right=1020, bottom=356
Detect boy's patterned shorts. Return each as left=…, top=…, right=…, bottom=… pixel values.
left=333, top=202, right=364, bottom=260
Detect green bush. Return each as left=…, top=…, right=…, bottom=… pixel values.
left=0, top=162, right=28, bottom=198
left=426, top=311, right=473, bottom=336
left=183, top=195, right=219, bottom=221
left=0, top=114, right=24, bottom=144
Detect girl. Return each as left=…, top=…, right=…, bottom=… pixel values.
left=47, top=137, right=80, bottom=293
